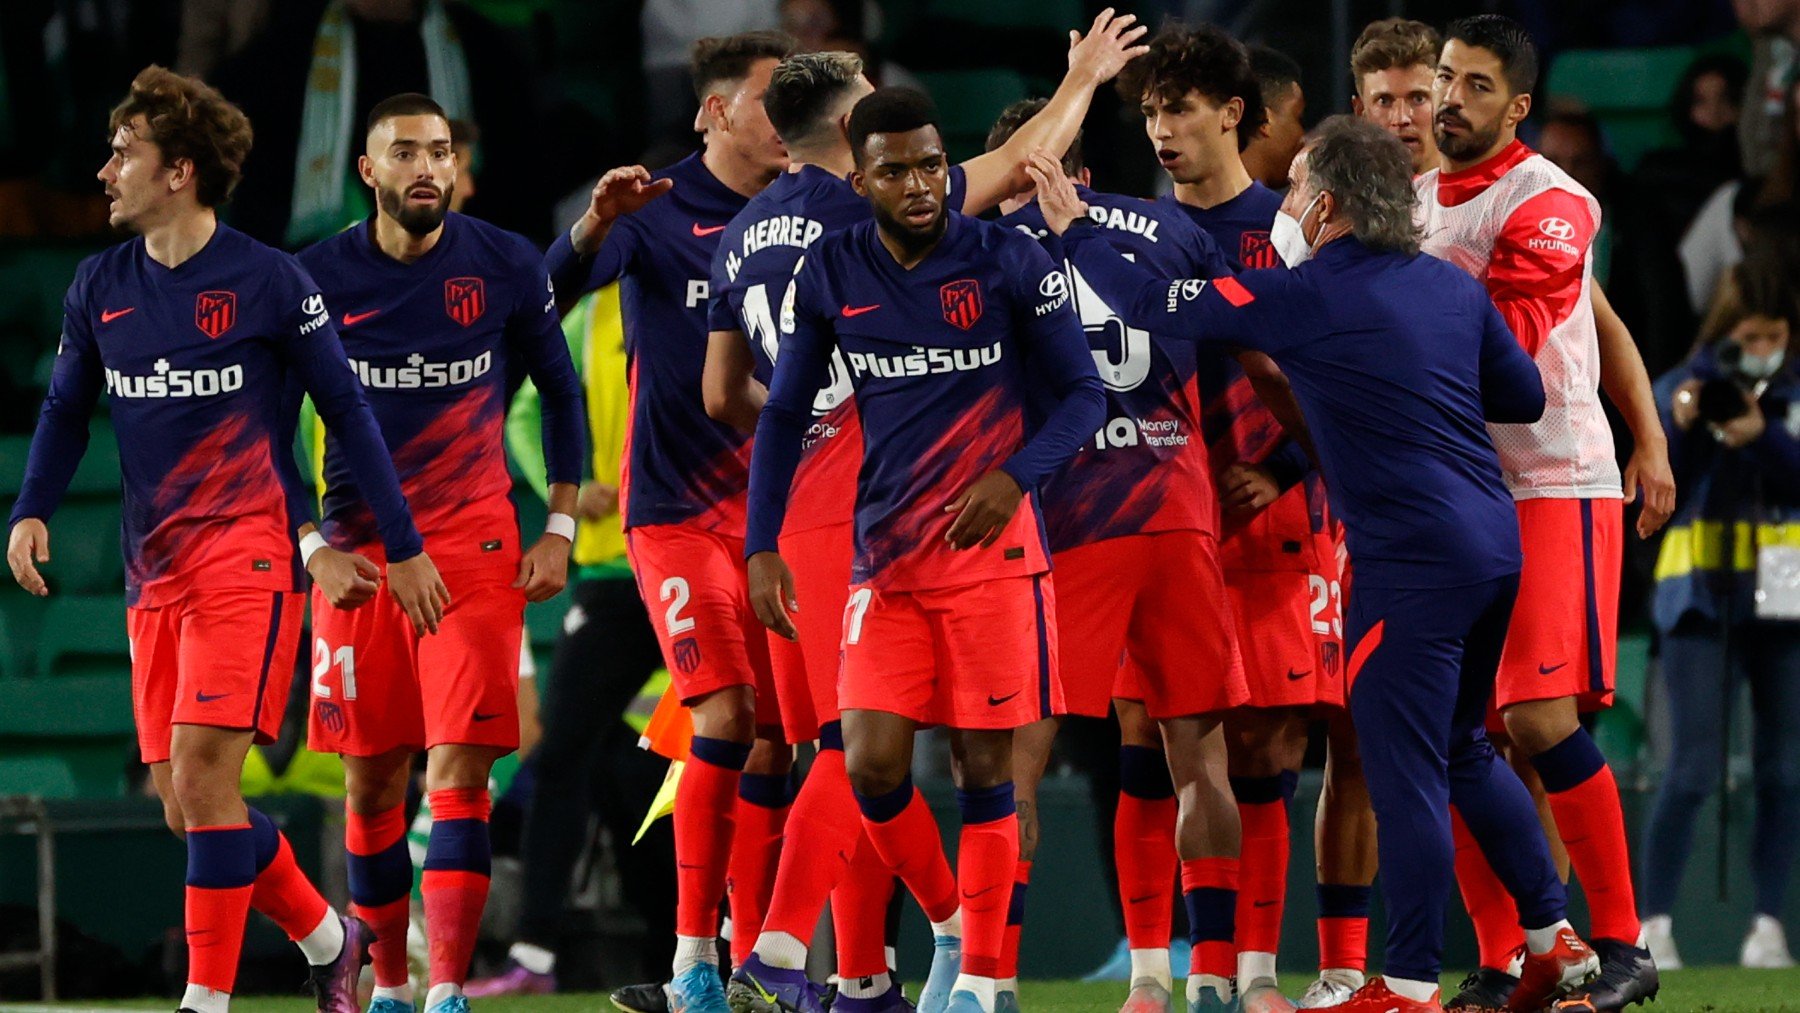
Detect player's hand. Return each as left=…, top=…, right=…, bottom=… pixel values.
left=1025, top=151, right=1089, bottom=235
left=7, top=519, right=50, bottom=597
left=1066, top=8, right=1150, bottom=86
left=944, top=470, right=1025, bottom=550
left=1671, top=379, right=1703, bottom=431
left=386, top=552, right=451, bottom=636
left=307, top=546, right=381, bottom=610
left=577, top=480, right=619, bottom=520
left=1622, top=436, right=1676, bottom=539
left=1220, top=463, right=1280, bottom=515
left=572, top=166, right=674, bottom=253
left=514, top=533, right=572, bottom=603
left=1714, top=391, right=1767, bottom=450
left=748, top=551, right=800, bottom=641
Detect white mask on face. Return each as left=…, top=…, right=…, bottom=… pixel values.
left=1741, top=347, right=1787, bottom=379
left=1272, top=191, right=1324, bottom=267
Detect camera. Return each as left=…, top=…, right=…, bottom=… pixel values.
left=1696, top=342, right=1756, bottom=425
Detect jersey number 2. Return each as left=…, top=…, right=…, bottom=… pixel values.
left=661, top=577, right=696, bottom=635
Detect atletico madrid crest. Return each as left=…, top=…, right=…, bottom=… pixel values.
left=194, top=290, right=237, bottom=338
left=939, top=278, right=983, bottom=331
left=1240, top=231, right=1279, bottom=270
left=444, top=276, right=487, bottom=327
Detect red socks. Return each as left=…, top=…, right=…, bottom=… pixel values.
left=1532, top=731, right=1641, bottom=945
left=677, top=737, right=751, bottom=940
left=998, top=859, right=1032, bottom=980
left=729, top=772, right=793, bottom=964
left=185, top=823, right=258, bottom=993
left=832, top=832, right=896, bottom=979
left=1232, top=775, right=1292, bottom=957
left=1315, top=885, right=1372, bottom=972
left=854, top=775, right=959, bottom=925
left=761, top=747, right=862, bottom=943
left=1182, top=857, right=1240, bottom=979
left=1117, top=745, right=1178, bottom=952
left=247, top=807, right=331, bottom=950
left=346, top=805, right=413, bottom=987
left=1452, top=808, right=1524, bottom=970
left=421, top=788, right=492, bottom=988
left=954, top=784, right=1019, bottom=979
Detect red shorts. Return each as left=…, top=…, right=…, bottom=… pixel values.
left=839, top=574, right=1061, bottom=730
left=1493, top=497, right=1621, bottom=714
left=308, top=563, right=526, bottom=756
left=128, top=588, right=305, bottom=764
left=768, top=523, right=855, bottom=744
left=1053, top=531, right=1246, bottom=720
left=1228, top=543, right=1343, bottom=710
left=1312, top=529, right=1349, bottom=710
left=627, top=524, right=778, bottom=730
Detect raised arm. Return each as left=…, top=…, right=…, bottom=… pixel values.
left=7, top=280, right=104, bottom=596
left=955, top=9, right=1148, bottom=214
left=544, top=165, right=669, bottom=313
left=1592, top=279, right=1675, bottom=537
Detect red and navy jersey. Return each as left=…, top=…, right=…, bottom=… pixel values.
left=998, top=187, right=1231, bottom=552
left=298, top=213, right=585, bottom=569
left=11, top=224, right=423, bottom=606
left=544, top=153, right=754, bottom=534
left=747, top=212, right=1106, bottom=591
left=1063, top=230, right=1543, bottom=590
left=1165, top=183, right=1320, bottom=566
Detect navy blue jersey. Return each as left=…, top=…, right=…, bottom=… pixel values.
left=999, top=187, right=1231, bottom=551
left=747, top=212, right=1105, bottom=591
left=544, top=152, right=753, bottom=534
left=298, top=213, right=585, bottom=567
left=11, top=224, right=422, bottom=606
left=1064, top=229, right=1544, bottom=589
left=1164, top=181, right=1285, bottom=272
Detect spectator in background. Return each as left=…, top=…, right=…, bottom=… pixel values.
left=213, top=0, right=545, bottom=245
left=1538, top=109, right=1617, bottom=282
left=1640, top=251, right=1800, bottom=972
left=1634, top=53, right=1747, bottom=238
left=1684, top=75, right=1800, bottom=316
left=1242, top=44, right=1306, bottom=191
left=177, top=0, right=271, bottom=79
left=1734, top=0, right=1800, bottom=178
left=450, top=117, right=480, bottom=213
left=639, top=0, right=780, bottom=155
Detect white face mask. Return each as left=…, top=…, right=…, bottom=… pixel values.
left=1271, top=191, right=1324, bottom=267
left=1740, top=347, right=1787, bottom=379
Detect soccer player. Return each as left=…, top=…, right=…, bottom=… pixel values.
left=703, top=20, right=1144, bottom=1012
left=1418, top=17, right=1672, bottom=1011
left=1118, top=23, right=1338, bottom=996
left=989, top=100, right=1252, bottom=1013
left=745, top=88, right=1105, bottom=1013
left=1243, top=45, right=1307, bottom=192
left=297, top=93, right=585, bottom=1013
left=1030, top=115, right=1596, bottom=1013
left=543, top=31, right=797, bottom=1013
left=1351, top=18, right=1443, bottom=177
left=4, top=66, right=448, bottom=1013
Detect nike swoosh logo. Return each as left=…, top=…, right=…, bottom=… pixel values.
left=1286, top=668, right=1311, bottom=681
left=962, top=883, right=1003, bottom=900
left=196, top=691, right=230, bottom=703
left=841, top=304, right=880, bottom=317
left=1127, top=892, right=1161, bottom=904
left=987, top=690, right=1021, bottom=706
left=692, top=223, right=726, bottom=237
left=473, top=711, right=501, bottom=722
left=1253, top=899, right=1278, bottom=908
left=101, top=307, right=135, bottom=323
left=1538, top=661, right=1568, bottom=674
left=342, top=309, right=381, bottom=326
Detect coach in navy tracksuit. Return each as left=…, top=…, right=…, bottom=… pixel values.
left=1029, top=117, right=1590, bottom=1012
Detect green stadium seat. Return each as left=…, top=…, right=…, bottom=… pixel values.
left=914, top=70, right=1036, bottom=161
left=0, top=434, right=27, bottom=495
left=41, top=500, right=122, bottom=596
left=525, top=597, right=568, bottom=650
left=0, top=753, right=77, bottom=797
left=0, top=588, right=47, bottom=680
left=67, top=423, right=120, bottom=496
left=37, top=595, right=130, bottom=681
left=1546, top=47, right=1695, bottom=171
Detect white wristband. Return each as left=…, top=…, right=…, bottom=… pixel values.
left=299, top=531, right=329, bottom=567
left=545, top=512, right=577, bottom=541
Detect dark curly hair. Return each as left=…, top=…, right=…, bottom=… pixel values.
left=107, top=65, right=253, bottom=208
left=1116, top=22, right=1266, bottom=152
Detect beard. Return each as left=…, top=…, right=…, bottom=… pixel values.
left=1433, top=109, right=1505, bottom=163
left=871, top=199, right=946, bottom=257
left=379, top=183, right=451, bottom=236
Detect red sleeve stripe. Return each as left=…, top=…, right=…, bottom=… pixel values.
left=1214, top=275, right=1255, bottom=307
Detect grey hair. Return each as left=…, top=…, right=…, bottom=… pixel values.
left=1301, top=114, right=1422, bottom=255
left=764, top=51, right=866, bottom=149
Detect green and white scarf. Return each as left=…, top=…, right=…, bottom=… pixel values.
left=286, top=0, right=472, bottom=246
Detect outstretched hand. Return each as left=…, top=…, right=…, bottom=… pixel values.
left=572, top=166, right=674, bottom=254
left=1066, top=8, right=1150, bottom=85
left=1026, top=150, right=1089, bottom=235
